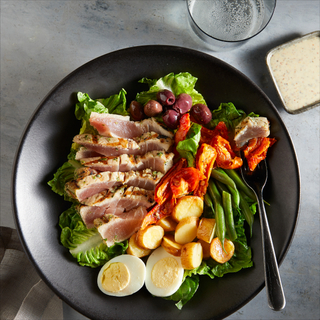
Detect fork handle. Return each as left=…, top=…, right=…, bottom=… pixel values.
left=257, top=192, right=286, bottom=311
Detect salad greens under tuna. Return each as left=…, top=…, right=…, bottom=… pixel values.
left=48, top=72, right=256, bottom=309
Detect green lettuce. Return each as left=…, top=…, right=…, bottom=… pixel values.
left=208, top=102, right=252, bottom=131
left=59, top=205, right=128, bottom=268
left=47, top=161, right=81, bottom=201
left=135, top=72, right=206, bottom=106
left=176, top=123, right=202, bottom=167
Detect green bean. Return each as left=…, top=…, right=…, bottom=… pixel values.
left=208, top=179, right=226, bottom=251
left=224, top=169, right=256, bottom=200
left=212, top=169, right=240, bottom=209
left=222, top=191, right=237, bottom=241
left=239, top=190, right=254, bottom=237
left=204, top=193, right=215, bottom=216
left=211, top=168, right=237, bottom=190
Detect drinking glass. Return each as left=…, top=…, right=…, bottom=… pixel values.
left=187, top=0, right=277, bottom=51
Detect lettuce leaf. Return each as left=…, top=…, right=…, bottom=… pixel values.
left=208, top=102, right=246, bottom=131
left=47, top=161, right=81, bottom=201
left=136, top=72, right=206, bottom=106
left=176, top=122, right=202, bottom=167
left=59, top=205, right=128, bottom=268
left=164, top=275, right=199, bottom=310
left=208, top=102, right=259, bottom=132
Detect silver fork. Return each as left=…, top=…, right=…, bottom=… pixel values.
left=240, top=155, right=286, bottom=311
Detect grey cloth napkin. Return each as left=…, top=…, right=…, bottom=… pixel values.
left=0, top=227, right=63, bottom=320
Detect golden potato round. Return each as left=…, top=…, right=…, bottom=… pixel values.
left=172, top=196, right=203, bottom=222
left=126, top=232, right=152, bottom=258
left=180, top=242, right=203, bottom=270
left=174, top=216, right=199, bottom=245
left=210, top=237, right=235, bottom=263
left=197, top=239, right=211, bottom=260
left=158, top=216, right=177, bottom=232
left=197, top=218, right=216, bottom=243
left=136, top=225, right=164, bottom=250
left=161, top=234, right=183, bottom=256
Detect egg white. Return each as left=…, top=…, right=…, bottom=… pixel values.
left=145, top=246, right=184, bottom=297
left=97, top=254, right=146, bottom=297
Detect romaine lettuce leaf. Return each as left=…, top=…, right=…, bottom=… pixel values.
left=136, top=72, right=206, bottom=106
left=47, top=161, right=81, bottom=201
left=59, top=205, right=128, bottom=268
left=176, top=122, right=202, bottom=167
left=208, top=102, right=246, bottom=131
left=164, top=275, right=199, bottom=310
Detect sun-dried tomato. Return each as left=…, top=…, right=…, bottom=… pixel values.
left=211, top=135, right=243, bottom=169
left=194, top=143, right=217, bottom=197
left=244, top=137, right=276, bottom=171
left=170, top=167, right=206, bottom=199
left=154, top=158, right=187, bottom=205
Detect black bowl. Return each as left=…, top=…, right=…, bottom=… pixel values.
left=12, top=45, right=300, bottom=320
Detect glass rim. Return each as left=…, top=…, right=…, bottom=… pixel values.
left=187, top=0, right=277, bottom=44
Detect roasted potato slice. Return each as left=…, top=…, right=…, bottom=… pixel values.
left=197, top=218, right=216, bottom=243
left=126, top=232, right=152, bottom=258
left=136, top=225, right=164, bottom=250
left=181, top=242, right=203, bottom=270
left=172, top=196, right=203, bottom=222
left=197, top=239, right=211, bottom=260
left=158, top=216, right=177, bottom=232
left=175, top=216, right=199, bottom=245
left=161, top=234, right=182, bottom=256
left=210, top=237, right=235, bottom=263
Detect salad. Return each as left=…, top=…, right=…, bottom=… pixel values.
left=48, top=72, right=275, bottom=309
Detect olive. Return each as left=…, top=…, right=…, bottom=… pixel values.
left=157, top=89, right=176, bottom=106
left=173, top=93, right=192, bottom=114
left=129, top=100, right=144, bottom=121
left=190, top=103, right=212, bottom=124
left=162, top=109, right=180, bottom=129
left=144, top=100, right=163, bottom=117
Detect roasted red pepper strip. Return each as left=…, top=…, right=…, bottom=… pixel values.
left=211, top=135, right=243, bottom=169
left=211, top=121, right=229, bottom=140
left=194, top=143, right=217, bottom=198
left=141, top=197, right=175, bottom=230
left=170, top=167, right=206, bottom=199
left=175, top=113, right=191, bottom=146
left=154, top=158, right=187, bottom=205
left=243, top=137, right=276, bottom=171
left=200, top=121, right=229, bottom=145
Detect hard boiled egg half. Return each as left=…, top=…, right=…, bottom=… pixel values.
left=97, top=254, right=146, bottom=297
left=145, top=246, right=184, bottom=297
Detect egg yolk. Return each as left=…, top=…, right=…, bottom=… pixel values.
left=101, top=262, right=130, bottom=293
left=151, top=257, right=180, bottom=288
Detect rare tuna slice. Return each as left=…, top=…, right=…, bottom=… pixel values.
left=89, top=112, right=173, bottom=139
left=234, top=117, right=270, bottom=148
left=73, top=132, right=173, bottom=157
left=94, top=206, right=148, bottom=247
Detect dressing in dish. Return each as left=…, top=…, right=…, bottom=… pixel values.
left=266, top=31, right=320, bottom=114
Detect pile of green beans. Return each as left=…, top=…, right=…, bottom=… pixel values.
left=205, top=168, right=256, bottom=248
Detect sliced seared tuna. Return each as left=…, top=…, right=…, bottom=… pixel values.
left=73, top=132, right=173, bottom=157
left=89, top=112, right=173, bottom=139
left=65, top=169, right=163, bottom=202
left=82, top=185, right=154, bottom=209
left=79, top=151, right=174, bottom=174
left=75, top=147, right=103, bottom=160
left=94, top=206, right=148, bottom=247
left=234, top=117, right=270, bottom=148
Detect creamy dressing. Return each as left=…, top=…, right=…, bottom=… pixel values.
left=270, top=34, right=320, bottom=112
